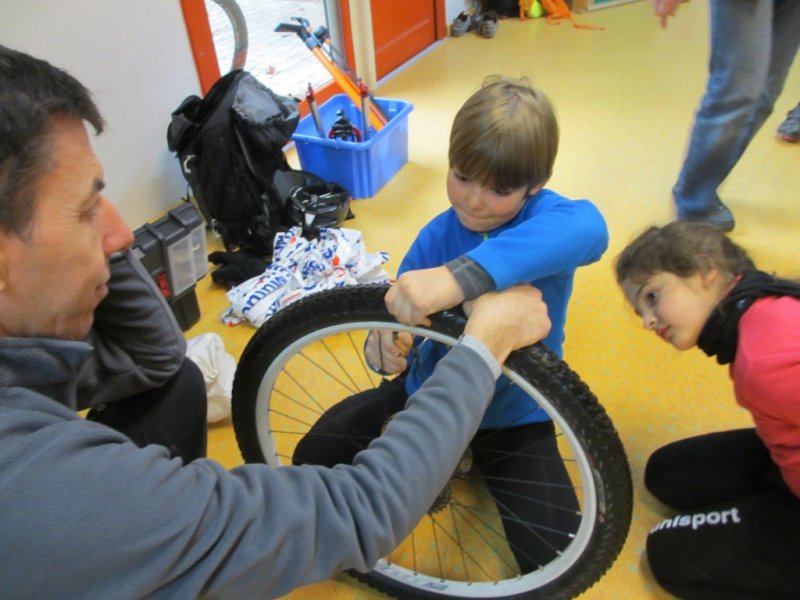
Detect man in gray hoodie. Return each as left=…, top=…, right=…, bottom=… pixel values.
left=0, top=45, right=551, bottom=599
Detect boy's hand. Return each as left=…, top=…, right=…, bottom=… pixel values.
left=365, top=330, right=413, bottom=374
left=463, top=285, right=550, bottom=364
left=386, top=266, right=465, bottom=326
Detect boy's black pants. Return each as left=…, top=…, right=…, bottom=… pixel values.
left=293, top=377, right=580, bottom=572
left=645, top=428, right=800, bottom=599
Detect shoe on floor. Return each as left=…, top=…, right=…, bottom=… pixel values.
left=450, top=11, right=471, bottom=36
left=479, top=10, right=499, bottom=38
left=777, top=103, right=800, bottom=143
left=677, top=198, right=735, bottom=232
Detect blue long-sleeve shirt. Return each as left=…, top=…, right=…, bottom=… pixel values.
left=399, top=188, right=608, bottom=427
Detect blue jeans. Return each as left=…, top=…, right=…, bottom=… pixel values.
left=673, top=0, right=800, bottom=217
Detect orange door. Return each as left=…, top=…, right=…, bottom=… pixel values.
left=372, top=1, right=438, bottom=77
left=341, top=0, right=446, bottom=81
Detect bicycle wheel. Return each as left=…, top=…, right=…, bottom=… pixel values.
left=209, top=0, right=248, bottom=71
left=232, top=285, right=632, bottom=599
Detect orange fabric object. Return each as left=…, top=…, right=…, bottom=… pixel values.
left=539, top=0, right=605, bottom=30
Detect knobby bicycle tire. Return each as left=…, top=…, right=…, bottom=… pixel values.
left=232, top=285, right=632, bottom=599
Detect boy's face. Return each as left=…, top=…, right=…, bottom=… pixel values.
left=446, top=168, right=540, bottom=232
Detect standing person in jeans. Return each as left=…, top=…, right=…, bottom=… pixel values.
left=616, top=221, right=800, bottom=599
left=652, top=0, right=800, bottom=231
left=776, top=100, right=800, bottom=142
left=0, top=45, right=552, bottom=598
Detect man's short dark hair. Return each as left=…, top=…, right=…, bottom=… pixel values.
left=0, top=45, right=104, bottom=234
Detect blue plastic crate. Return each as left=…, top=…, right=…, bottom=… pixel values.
left=292, top=95, right=413, bottom=199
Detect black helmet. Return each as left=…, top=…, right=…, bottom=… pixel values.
left=273, top=170, right=350, bottom=236
left=287, top=181, right=350, bottom=233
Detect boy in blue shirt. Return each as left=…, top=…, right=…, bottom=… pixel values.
left=296, top=76, right=609, bottom=572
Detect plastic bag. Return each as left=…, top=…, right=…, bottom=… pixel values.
left=222, top=226, right=390, bottom=328
left=186, top=333, right=237, bottom=423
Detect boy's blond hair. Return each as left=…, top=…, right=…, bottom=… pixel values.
left=448, top=75, right=558, bottom=193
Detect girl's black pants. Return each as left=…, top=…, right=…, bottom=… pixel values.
left=645, top=428, right=800, bottom=599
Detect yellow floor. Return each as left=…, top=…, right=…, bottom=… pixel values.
left=186, top=2, right=800, bottom=597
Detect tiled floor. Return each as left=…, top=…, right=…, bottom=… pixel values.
left=206, top=0, right=332, bottom=99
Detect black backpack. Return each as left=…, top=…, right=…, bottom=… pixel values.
left=167, top=70, right=299, bottom=257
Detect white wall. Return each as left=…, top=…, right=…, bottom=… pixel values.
left=446, top=0, right=470, bottom=22
left=1, top=0, right=202, bottom=227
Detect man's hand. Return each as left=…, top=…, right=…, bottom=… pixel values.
left=652, top=0, right=682, bottom=28
left=385, top=266, right=465, bottom=326
left=463, top=285, right=550, bottom=364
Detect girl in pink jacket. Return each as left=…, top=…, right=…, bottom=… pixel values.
left=616, top=221, right=800, bottom=599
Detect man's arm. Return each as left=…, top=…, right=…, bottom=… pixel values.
left=2, top=287, right=548, bottom=599
left=463, top=285, right=550, bottom=363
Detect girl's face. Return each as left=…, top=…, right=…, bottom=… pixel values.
left=446, top=168, right=540, bottom=232
left=621, top=270, right=729, bottom=351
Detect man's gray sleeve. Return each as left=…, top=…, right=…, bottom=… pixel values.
left=1, top=340, right=501, bottom=599
left=446, top=255, right=496, bottom=300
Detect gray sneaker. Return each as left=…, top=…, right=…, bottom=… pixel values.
left=450, top=11, right=472, bottom=36
left=678, top=198, right=735, bottom=232
left=777, top=103, right=800, bottom=143
left=479, top=10, right=499, bottom=38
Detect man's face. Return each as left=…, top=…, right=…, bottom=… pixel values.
left=0, top=117, right=133, bottom=340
